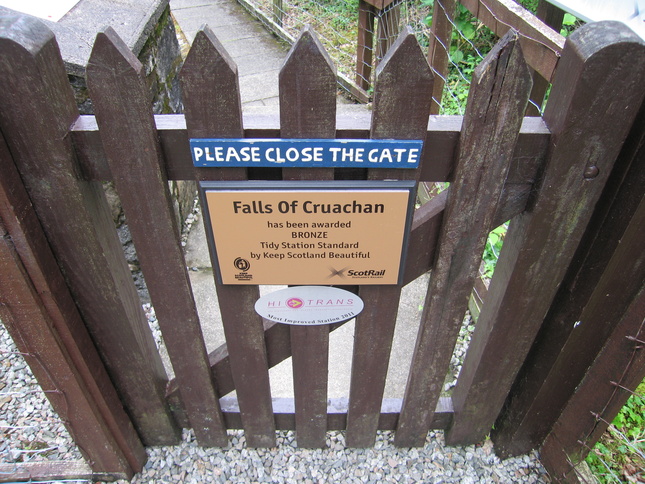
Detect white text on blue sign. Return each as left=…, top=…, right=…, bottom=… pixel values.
left=190, top=139, right=423, bottom=169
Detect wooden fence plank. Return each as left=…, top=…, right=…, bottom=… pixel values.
left=86, top=27, right=228, bottom=447
left=180, top=27, right=276, bottom=447
left=0, top=460, right=124, bottom=483
left=395, top=30, right=532, bottom=448
left=492, top=96, right=645, bottom=457
left=279, top=27, right=336, bottom=448
left=0, top=15, right=179, bottom=445
left=427, top=0, right=457, bottom=114
left=448, top=21, right=645, bottom=447
left=460, top=0, right=564, bottom=82
left=0, top=134, right=142, bottom=476
left=347, top=28, right=433, bottom=448
left=540, top=282, right=645, bottom=482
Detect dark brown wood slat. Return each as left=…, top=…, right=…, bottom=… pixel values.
left=347, top=28, right=433, bottom=448
left=0, top=15, right=178, bottom=445
left=492, top=96, right=645, bottom=457
left=427, top=0, right=457, bottom=114
left=279, top=27, right=336, bottom=448
left=540, top=282, right=645, bottom=482
left=396, top=30, right=532, bottom=448
left=86, top=27, right=228, bottom=447
left=218, top=397, right=454, bottom=431
left=448, top=21, right=645, bottom=447
left=368, top=26, right=433, bottom=182
left=0, top=460, right=126, bottom=483
left=180, top=26, right=275, bottom=448
left=0, top=235, right=133, bottom=477
left=0, top=132, right=145, bottom=474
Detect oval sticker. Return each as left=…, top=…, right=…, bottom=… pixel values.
left=255, top=286, right=363, bottom=325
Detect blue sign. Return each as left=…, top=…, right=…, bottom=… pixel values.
left=190, top=138, right=423, bottom=169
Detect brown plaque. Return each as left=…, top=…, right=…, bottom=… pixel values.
left=201, top=181, right=416, bottom=285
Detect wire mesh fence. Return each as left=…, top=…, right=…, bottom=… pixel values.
left=239, top=0, right=499, bottom=113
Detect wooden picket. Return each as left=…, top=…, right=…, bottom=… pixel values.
left=0, top=13, right=644, bottom=484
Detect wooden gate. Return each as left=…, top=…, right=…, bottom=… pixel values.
left=1, top=13, right=644, bottom=482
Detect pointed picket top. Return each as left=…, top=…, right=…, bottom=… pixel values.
left=0, top=15, right=78, bottom=133
left=180, top=26, right=243, bottom=138
left=280, top=26, right=337, bottom=138
left=371, top=26, right=433, bottom=141
left=88, top=26, right=145, bottom=84
left=463, top=29, right=532, bottom=130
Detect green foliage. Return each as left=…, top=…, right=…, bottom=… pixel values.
left=585, top=380, right=645, bottom=483
left=560, top=13, right=579, bottom=36
left=482, top=224, right=507, bottom=278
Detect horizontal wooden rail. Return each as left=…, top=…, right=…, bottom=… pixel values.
left=71, top=111, right=549, bottom=184
left=219, top=396, right=454, bottom=431
left=460, top=0, right=565, bottom=82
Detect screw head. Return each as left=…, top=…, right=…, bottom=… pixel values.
left=584, top=165, right=599, bottom=179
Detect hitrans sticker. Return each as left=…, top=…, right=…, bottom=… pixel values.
left=255, top=286, right=364, bottom=325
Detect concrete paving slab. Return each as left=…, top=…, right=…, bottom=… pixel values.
left=238, top=69, right=281, bottom=103
left=0, top=0, right=168, bottom=76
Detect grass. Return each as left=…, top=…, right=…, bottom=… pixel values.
left=585, top=380, right=645, bottom=483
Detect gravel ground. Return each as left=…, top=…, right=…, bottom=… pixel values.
left=1, top=308, right=550, bottom=483
left=1, top=201, right=549, bottom=483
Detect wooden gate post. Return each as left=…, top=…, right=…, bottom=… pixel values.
left=86, top=27, right=228, bottom=448
left=180, top=26, right=276, bottom=448
left=279, top=27, right=337, bottom=448
left=0, top=15, right=180, bottom=445
left=0, top=132, right=145, bottom=478
left=395, top=30, right=531, bottom=448
left=539, top=193, right=645, bottom=481
left=348, top=27, right=433, bottom=448
left=447, top=21, right=645, bottom=446
left=491, top=95, right=645, bottom=456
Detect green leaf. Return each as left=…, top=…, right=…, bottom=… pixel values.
left=563, top=13, right=577, bottom=25
left=450, top=49, right=464, bottom=63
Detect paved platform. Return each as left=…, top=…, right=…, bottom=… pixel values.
left=171, top=0, right=287, bottom=106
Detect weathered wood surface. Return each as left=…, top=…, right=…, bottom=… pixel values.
left=87, top=27, right=228, bottom=447
left=347, top=28, right=433, bottom=448
left=427, top=0, right=457, bottom=114
left=279, top=27, right=336, bottom=448
left=180, top=27, right=276, bottom=448
left=460, top=0, right=564, bottom=82
left=451, top=21, right=645, bottom=447
left=70, top=112, right=549, bottom=184
left=0, top=15, right=179, bottom=446
left=218, top=397, right=454, bottom=431
left=0, top=460, right=126, bottom=483
left=395, top=31, right=532, bottom=447
left=369, top=27, right=433, bottom=182
left=540, top=282, right=645, bottom=482
left=492, top=96, right=645, bottom=456
left=0, top=139, right=143, bottom=476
